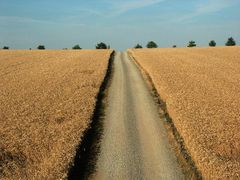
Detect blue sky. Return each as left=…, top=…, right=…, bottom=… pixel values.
left=0, top=0, right=239, bottom=50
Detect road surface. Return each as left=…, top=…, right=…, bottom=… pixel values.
left=90, top=52, right=184, bottom=179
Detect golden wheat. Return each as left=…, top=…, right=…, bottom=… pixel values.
left=129, top=47, right=240, bottom=179
left=0, top=50, right=112, bottom=179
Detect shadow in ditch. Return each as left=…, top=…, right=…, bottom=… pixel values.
left=67, top=51, right=115, bottom=180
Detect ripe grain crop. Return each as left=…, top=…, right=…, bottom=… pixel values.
left=0, top=50, right=113, bottom=179
left=129, top=47, right=240, bottom=179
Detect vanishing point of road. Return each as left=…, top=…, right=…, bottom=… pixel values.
left=90, top=52, right=184, bottom=179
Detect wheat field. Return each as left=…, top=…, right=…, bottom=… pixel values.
left=0, top=50, right=112, bottom=179
left=129, top=47, right=240, bottom=179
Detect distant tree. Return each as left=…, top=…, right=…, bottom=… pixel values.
left=173, top=45, right=177, bottom=48
left=209, top=40, right=216, bottom=47
left=63, top=48, right=68, bottom=50
left=37, top=45, right=45, bottom=50
left=3, top=46, right=9, bottom=49
left=225, top=37, right=236, bottom=46
left=146, top=41, right=158, bottom=48
left=72, top=44, right=82, bottom=50
left=187, top=41, right=196, bottom=47
left=134, top=44, right=143, bottom=48
left=96, top=42, right=107, bottom=49
left=107, top=45, right=111, bottom=49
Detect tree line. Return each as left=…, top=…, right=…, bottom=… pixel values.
left=134, top=37, right=237, bottom=49
left=1, top=42, right=111, bottom=50
left=1, top=37, right=237, bottom=50
left=38, top=42, right=111, bottom=50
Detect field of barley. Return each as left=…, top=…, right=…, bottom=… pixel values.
left=0, top=50, right=113, bottom=179
left=129, top=47, right=240, bottom=179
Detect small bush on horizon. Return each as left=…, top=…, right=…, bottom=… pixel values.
left=225, top=37, right=236, bottom=46
left=209, top=40, right=216, bottom=47
left=187, top=41, right=196, bottom=47
left=173, top=45, right=177, bottom=48
left=146, top=41, right=158, bottom=48
left=37, top=45, right=45, bottom=50
left=134, top=44, right=143, bottom=48
left=96, top=42, right=108, bottom=49
left=3, top=46, right=9, bottom=49
left=72, top=44, right=82, bottom=50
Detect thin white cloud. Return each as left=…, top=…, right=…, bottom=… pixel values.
left=196, top=0, right=237, bottom=14
left=0, top=16, right=85, bottom=26
left=174, top=0, right=238, bottom=22
left=59, top=0, right=165, bottom=19
left=77, top=8, right=103, bottom=16
left=0, top=16, right=55, bottom=24
left=104, top=0, right=166, bottom=16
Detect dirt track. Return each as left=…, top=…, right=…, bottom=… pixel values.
left=90, top=52, right=184, bottom=179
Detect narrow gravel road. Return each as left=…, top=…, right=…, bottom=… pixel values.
left=91, top=52, right=184, bottom=179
